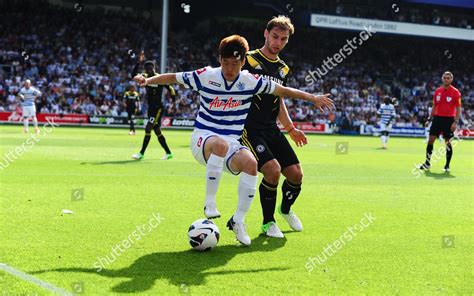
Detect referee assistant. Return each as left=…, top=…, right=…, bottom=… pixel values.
left=420, top=71, right=462, bottom=172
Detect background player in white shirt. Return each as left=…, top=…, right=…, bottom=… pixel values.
left=377, top=96, right=396, bottom=149
left=17, top=79, right=42, bottom=133
left=134, top=35, right=333, bottom=246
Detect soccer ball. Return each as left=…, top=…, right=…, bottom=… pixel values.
left=188, top=219, right=220, bottom=251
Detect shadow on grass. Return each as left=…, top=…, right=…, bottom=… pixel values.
left=424, top=171, right=456, bottom=179
left=31, top=235, right=288, bottom=293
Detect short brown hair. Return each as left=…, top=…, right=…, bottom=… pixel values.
left=218, top=35, right=249, bottom=61
left=266, top=15, right=295, bottom=35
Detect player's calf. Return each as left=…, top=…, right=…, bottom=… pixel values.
left=228, top=150, right=258, bottom=242
left=259, top=160, right=282, bottom=234
left=201, top=137, right=229, bottom=218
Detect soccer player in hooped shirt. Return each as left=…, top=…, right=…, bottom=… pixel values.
left=134, top=35, right=333, bottom=245
left=377, top=96, right=396, bottom=149
left=17, top=79, right=41, bottom=134
left=419, top=71, right=462, bottom=172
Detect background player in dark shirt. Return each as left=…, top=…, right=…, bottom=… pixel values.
left=124, top=85, right=140, bottom=135
left=241, top=16, right=312, bottom=238
left=131, top=51, right=176, bottom=160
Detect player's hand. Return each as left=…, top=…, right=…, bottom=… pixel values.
left=289, top=128, right=307, bottom=147
left=424, top=120, right=430, bottom=127
left=134, top=74, right=147, bottom=86
left=312, top=93, right=334, bottom=113
left=139, top=50, right=145, bottom=62
left=450, top=122, right=457, bottom=132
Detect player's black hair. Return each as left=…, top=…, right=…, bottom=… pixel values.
left=144, top=61, right=155, bottom=69
left=218, top=35, right=249, bottom=61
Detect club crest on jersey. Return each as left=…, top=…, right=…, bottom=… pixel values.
left=209, top=96, right=241, bottom=110
left=446, top=96, right=452, bottom=102
left=256, top=145, right=265, bottom=153
left=279, top=68, right=286, bottom=78
left=236, top=82, right=245, bottom=90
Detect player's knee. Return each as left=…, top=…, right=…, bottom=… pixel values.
left=286, top=164, right=303, bottom=184
left=261, top=161, right=281, bottom=184
left=212, top=139, right=229, bottom=156
left=242, top=155, right=258, bottom=175
left=428, top=136, right=436, bottom=144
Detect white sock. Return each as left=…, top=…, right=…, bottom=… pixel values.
left=33, top=117, right=38, bottom=129
left=205, top=154, right=224, bottom=208
left=23, top=118, right=28, bottom=131
left=381, top=135, right=386, bottom=144
left=233, top=173, right=258, bottom=223
left=385, top=136, right=389, bottom=144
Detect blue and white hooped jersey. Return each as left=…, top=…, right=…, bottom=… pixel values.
left=176, top=66, right=276, bottom=139
left=377, top=103, right=396, bottom=125
left=19, top=87, right=41, bottom=107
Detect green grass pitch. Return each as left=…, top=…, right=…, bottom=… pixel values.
left=1, top=124, right=473, bottom=295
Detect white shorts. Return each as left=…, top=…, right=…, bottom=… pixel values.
left=22, top=105, right=36, bottom=118
left=190, top=130, right=248, bottom=175
left=379, top=122, right=392, bottom=132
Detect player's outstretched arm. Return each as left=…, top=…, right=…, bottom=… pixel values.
left=273, top=84, right=334, bottom=113
left=277, top=98, right=307, bottom=147
left=134, top=73, right=177, bottom=86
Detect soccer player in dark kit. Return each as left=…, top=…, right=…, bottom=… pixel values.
left=240, top=16, right=311, bottom=238
left=131, top=51, right=176, bottom=160
left=124, top=85, right=140, bottom=135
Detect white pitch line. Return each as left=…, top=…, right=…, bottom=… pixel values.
left=0, top=263, right=73, bottom=296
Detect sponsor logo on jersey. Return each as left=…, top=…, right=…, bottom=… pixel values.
left=261, top=74, right=283, bottom=85
left=208, top=81, right=221, bottom=87
left=209, top=96, right=242, bottom=110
